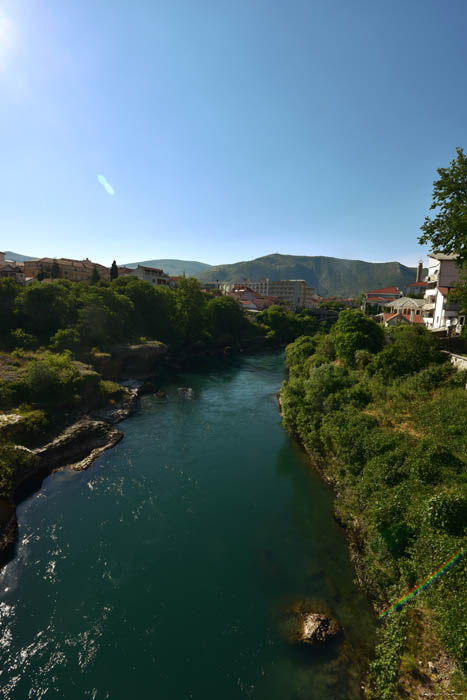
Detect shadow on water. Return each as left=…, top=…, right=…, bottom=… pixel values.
left=253, top=440, right=376, bottom=699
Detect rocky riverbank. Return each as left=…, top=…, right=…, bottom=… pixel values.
left=0, top=384, right=141, bottom=564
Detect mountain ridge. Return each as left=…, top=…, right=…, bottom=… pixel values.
left=196, top=253, right=420, bottom=297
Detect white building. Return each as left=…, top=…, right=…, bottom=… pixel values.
left=219, top=278, right=315, bottom=307
left=422, top=254, right=465, bottom=335
left=129, top=265, right=170, bottom=287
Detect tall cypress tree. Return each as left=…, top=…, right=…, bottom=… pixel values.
left=110, top=260, right=118, bottom=281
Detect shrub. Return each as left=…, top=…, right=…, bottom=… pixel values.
left=425, top=492, right=467, bottom=536
left=332, top=309, right=384, bottom=365
left=9, top=328, right=38, bottom=350
left=0, top=444, right=39, bottom=497
left=50, top=327, right=81, bottom=352
left=20, top=353, right=83, bottom=406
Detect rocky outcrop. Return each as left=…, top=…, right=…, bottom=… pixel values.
left=279, top=599, right=342, bottom=647
left=90, top=387, right=139, bottom=424
left=90, top=341, right=168, bottom=378
left=291, top=612, right=341, bottom=645
left=33, top=418, right=123, bottom=472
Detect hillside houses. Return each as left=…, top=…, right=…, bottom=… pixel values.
left=23, top=257, right=110, bottom=281
left=0, top=252, right=25, bottom=284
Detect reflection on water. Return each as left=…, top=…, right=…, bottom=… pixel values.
left=0, top=352, right=375, bottom=699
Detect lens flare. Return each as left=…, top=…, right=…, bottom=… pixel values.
left=378, top=550, right=465, bottom=621
left=97, top=173, right=115, bottom=195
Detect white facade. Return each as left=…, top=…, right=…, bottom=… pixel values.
left=422, top=254, right=464, bottom=334
left=130, top=265, right=170, bottom=286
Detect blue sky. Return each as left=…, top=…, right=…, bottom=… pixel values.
left=1, top=0, right=466, bottom=267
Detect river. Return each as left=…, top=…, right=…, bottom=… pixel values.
left=0, top=352, right=375, bottom=699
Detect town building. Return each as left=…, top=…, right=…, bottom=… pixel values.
left=382, top=297, right=425, bottom=326
left=219, top=278, right=315, bottom=308
left=303, top=287, right=322, bottom=308
left=268, top=279, right=306, bottom=306
left=127, top=265, right=170, bottom=286
left=0, top=253, right=25, bottom=284
left=362, top=286, right=401, bottom=313
left=405, top=261, right=427, bottom=296
left=23, top=257, right=110, bottom=281
left=226, top=285, right=278, bottom=311
left=422, top=253, right=465, bottom=335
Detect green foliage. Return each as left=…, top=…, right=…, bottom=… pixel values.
left=374, top=325, right=443, bottom=379
left=0, top=444, right=39, bottom=497
left=424, top=493, right=467, bottom=536
left=2, top=274, right=266, bottom=354
left=282, top=322, right=467, bottom=691
left=259, top=306, right=320, bottom=344
left=369, top=612, right=409, bottom=700
left=174, top=277, right=207, bottom=344
left=418, top=146, right=467, bottom=266
left=19, top=353, right=83, bottom=405
left=9, top=328, right=38, bottom=350
left=0, top=279, right=20, bottom=343
left=50, top=327, right=81, bottom=352
left=15, top=280, right=78, bottom=343
left=205, top=295, right=249, bottom=341
left=0, top=408, right=48, bottom=446
left=332, top=309, right=384, bottom=365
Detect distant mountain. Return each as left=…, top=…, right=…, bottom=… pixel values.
left=4, top=251, right=37, bottom=262
left=124, top=259, right=211, bottom=277
left=197, top=254, right=420, bottom=297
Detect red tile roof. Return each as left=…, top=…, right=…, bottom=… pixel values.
left=406, top=281, right=427, bottom=287
left=384, top=312, right=425, bottom=324
left=438, top=286, right=451, bottom=296
left=367, top=286, right=400, bottom=294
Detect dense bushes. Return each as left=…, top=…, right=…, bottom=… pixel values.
left=281, top=323, right=467, bottom=696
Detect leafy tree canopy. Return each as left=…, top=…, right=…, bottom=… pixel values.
left=332, top=309, right=384, bottom=365
left=419, top=146, right=467, bottom=265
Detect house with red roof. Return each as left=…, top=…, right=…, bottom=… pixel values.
left=362, top=286, right=402, bottom=313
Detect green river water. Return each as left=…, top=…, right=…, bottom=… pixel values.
left=0, top=352, right=375, bottom=699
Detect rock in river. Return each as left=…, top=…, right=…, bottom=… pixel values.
left=279, top=600, right=342, bottom=646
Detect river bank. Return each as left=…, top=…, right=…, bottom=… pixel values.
left=280, top=330, right=467, bottom=699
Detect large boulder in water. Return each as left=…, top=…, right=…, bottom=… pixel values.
left=279, top=599, right=342, bottom=646
left=293, top=612, right=341, bottom=645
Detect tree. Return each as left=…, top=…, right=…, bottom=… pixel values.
left=332, top=309, right=384, bottom=365
left=206, top=296, right=248, bottom=340
left=418, top=147, right=467, bottom=265
left=174, top=277, right=206, bottom=344
left=0, top=278, right=20, bottom=341
left=90, top=265, right=100, bottom=283
left=15, top=280, right=78, bottom=343
left=110, top=260, right=118, bottom=281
